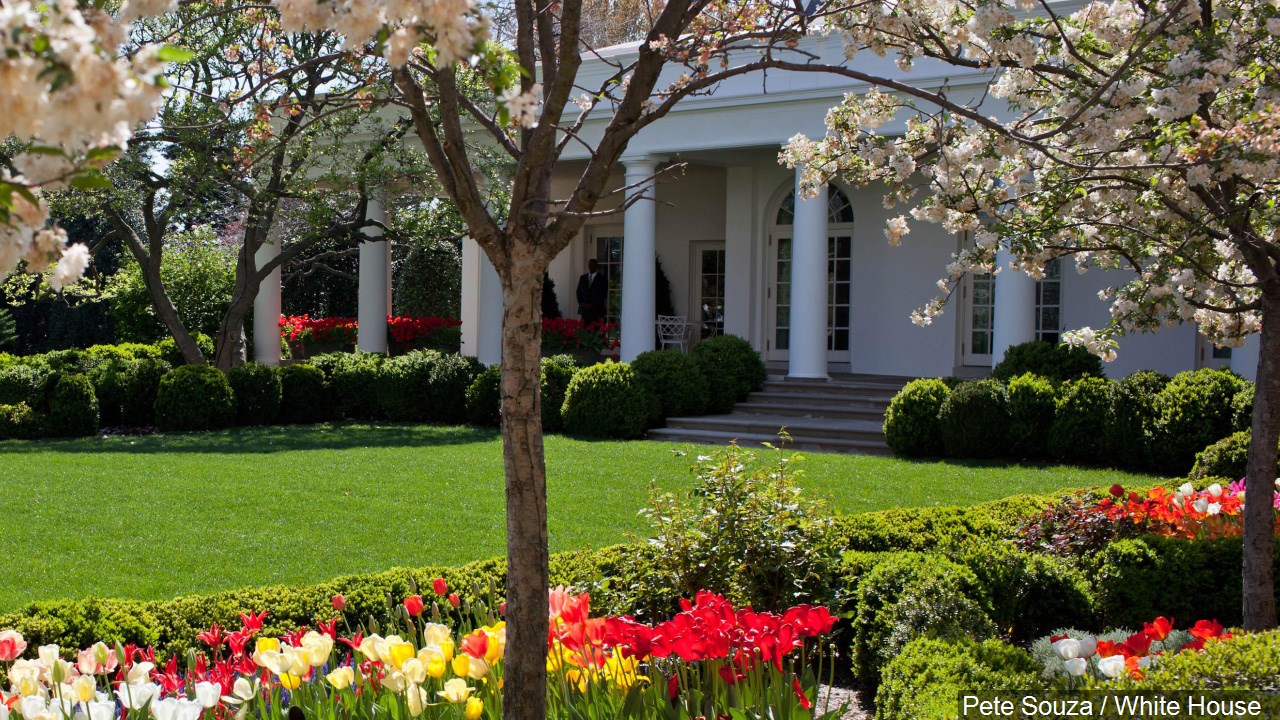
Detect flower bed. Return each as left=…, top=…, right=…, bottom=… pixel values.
left=279, top=316, right=461, bottom=357
left=0, top=584, right=842, bottom=720
left=541, top=318, right=618, bottom=355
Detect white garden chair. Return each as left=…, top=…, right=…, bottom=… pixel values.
left=656, top=315, right=691, bottom=351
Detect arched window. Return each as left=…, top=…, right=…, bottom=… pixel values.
left=774, top=184, right=854, bottom=226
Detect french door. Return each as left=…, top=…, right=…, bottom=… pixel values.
left=690, top=242, right=726, bottom=342
left=961, top=271, right=996, bottom=366
left=765, top=233, right=852, bottom=363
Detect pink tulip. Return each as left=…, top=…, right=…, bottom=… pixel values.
left=0, top=630, right=26, bottom=661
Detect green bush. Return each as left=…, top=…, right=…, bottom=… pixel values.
left=155, top=365, right=235, bottom=432
left=877, top=636, right=1041, bottom=720
left=691, top=334, right=766, bottom=413
left=0, top=403, right=42, bottom=440
left=279, top=364, right=328, bottom=424
left=1232, top=382, right=1255, bottom=432
left=465, top=365, right=502, bottom=427
left=540, top=356, right=576, bottom=433
left=1149, top=369, right=1250, bottom=475
left=312, top=352, right=384, bottom=419
left=851, top=553, right=995, bottom=696
left=1047, top=377, right=1113, bottom=465
left=831, top=494, right=1049, bottom=553
left=939, top=380, right=1009, bottom=458
left=1005, top=373, right=1056, bottom=459
left=378, top=352, right=435, bottom=422
left=227, top=363, right=282, bottom=426
left=1106, top=370, right=1169, bottom=470
left=426, top=353, right=483, bottom=424
left=90, top=358, right=172, bottom=427
left=0, top=364, right=51, bottom=408
left=953, top=541, right=1095, bottom=643
left=991, top=340, right=1104, bottom=383
left=48, top=374, right=99, bottom=437
left=1111, top=629, right=1280, bottom=691
left=882, top=378, right=950, bottom=458
left=630, top=349, right=709, bottom=423
left=1191, top=430, right=1262, bottom=481
left=155, top=333, right=216, bottom=366
left=561, top=362, right=655, bottom=439
left=41, top=349, right=89, bottom=374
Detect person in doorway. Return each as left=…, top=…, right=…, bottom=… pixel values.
left=576, top=258, right=609, bottom=326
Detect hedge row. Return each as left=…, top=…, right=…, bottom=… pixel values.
left=884, top=365, right=1253, bottom=476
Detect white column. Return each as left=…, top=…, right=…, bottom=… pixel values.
left=1233, top=332, right=1261, bottom=382
left=991, top=248, right=1037, bottom=365
left=787, top=169, right=828, bottom=379
left=477, top=252, right=503, bottom=366
left=357, top=192, right=389, bottom=353
left=620, top=158, right=657, bottom=362
left=252, top=221, right=282, bottom=366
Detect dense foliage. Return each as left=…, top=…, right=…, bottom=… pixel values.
left=155, top=365, right=235, bottom=432
left=991, top=341, right=1104, bottom=384
left=939, top=379, right=1008, bottom=458
left=561, top=362, right=654, bottom=439
left=881, top=377, right=949, bottom=458
left=691, top=334, right=767, bottom=413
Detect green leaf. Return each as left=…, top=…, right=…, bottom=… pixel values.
left=23, top=145, right=63, bottom=156
left=69, top=172, right=113, bottom=191
left=155, top=45, right=195, bottom=63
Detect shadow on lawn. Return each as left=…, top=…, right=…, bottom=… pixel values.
left=0, top=422, right=502, bottom=455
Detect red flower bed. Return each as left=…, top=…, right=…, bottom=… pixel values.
left=388, top=315, right=462, bottom=345
left=278, top=315, right=358, bottom=345
left=542, top=318, right=618, bottom=354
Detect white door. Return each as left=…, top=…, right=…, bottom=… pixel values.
left=690, top=242, right=726, bottom=343
left=961, top=271, right=996, bottom=366
left=1196, top=334, right=1233, bottom=369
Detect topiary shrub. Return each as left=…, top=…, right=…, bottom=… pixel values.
left=155, top=365, right=234, bottom=432
left=1047, top=377, right=1113, bottom=465
left=883, top=378, right=950, bottom=458
left=540, top=356, right=576, bottom=433
left=1149, top=368, right=1250, bottom=475
left=877, top=636, right=1042, bottom=720
left=561, top=362, right=655, bottom=438
left=90, top=358, right=172, bottom=428
left=1191, top=430, right=1280, bottom=481
left=630, top=349, right=709, bottom=424
left=0, top=364, right=51, bottom=408
left=0, top=403, right=42, bottom=440
left=155, top=333, right=215, bottom=366
left=465, top=365, right=502, bottom=427
left=1106, top=370, right=1169, bottom=470
left=427, top=353, right=483, bottom=424
left=938, top=380, right=1009, bottom=459
left=691, top=334, right=766, bottom=413
left=279, top=364, right=328, bottom=424
left=48, top=374, right=99, bottom=437
left=227, top=363, right=282, bottom=426
left=953, top=541, right=1095, bottom=643
left=316, top=352, right=384, bottom=419
left=378, top=351, right=437, bottom=422
left=1005, top=373, right=1056, bottom=460
left=852, top=553, right=996, bottom=697
left=124, top=359, right=171, bottom=427
left=991, top=340, right=1104, bottom=383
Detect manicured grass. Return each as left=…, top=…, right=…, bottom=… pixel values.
left=0, top=423, right=1161, bottom=609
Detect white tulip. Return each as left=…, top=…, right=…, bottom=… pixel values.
left=86, top=700, right=116, bottom=720
left=116, top=683, right=160, bottom=711
left=1097, top=655, right=1126, bottom=679
left=1208, top=482, right=1223, bottom=498
left=1064, top=658, right=1088, bottom=676
left=20, top=695, right=47, bottom=720
left=126, top=662, right=154, bottom=685
left=174, top=698, right=202, bottom=720
left=1051, top=638, right=1081, bottom=660
left=150, top=697, right=177, bottom=720
left=1193, top=497, right=1209, bottom=514
left=36, top=646, right=59, bottom=668
left=194, top=682, right=221, bottom=709
left=1077, top=636, right=1098, bottom=658
left=1178, top=482, right=1195, bottom=497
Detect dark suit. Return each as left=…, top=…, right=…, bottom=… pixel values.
left=576, top=271, right=609, bottom=325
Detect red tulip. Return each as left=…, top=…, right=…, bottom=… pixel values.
left=1109, top=484, right=1125, bottom=497
left=432, top=578, right=448, bottom=596
left=1143, top=617, right=1173, bottom=641
left=448, top=593, right=461, bottom=608
left=792, top=677, right=812, bottom=709
left=332, top=594, right=347, bottom=611
left=404, top=595, right=425, bottom=617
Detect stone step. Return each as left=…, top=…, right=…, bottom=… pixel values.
left=761, top=380, right=905, bottom=397
left=733, top=401, right=887, bottom=422
left=647, top=427, right=892, bottom=456
left=663, top=414, right=885, bottom=442
left=744, top=391, right=892, bottom=410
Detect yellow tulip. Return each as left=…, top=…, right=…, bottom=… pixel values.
left=325, top=667, right=355, bottom=690
left=438, top=678, right=473, bottom=704
left=255, top=638, right=280, bottom=655
left=278, top=673, right=301, bottom=691
left=72, top=675, right=96, bottom=703
left=406, top=686, right=429, bottom=718
left=465, top=696, right=484, bottom=720
left=386, top=642, right=415, bottom=670
left=401, top=658, right=427, bottom=685
left=418, top=647, right=446, bottom=679
left=452, top=654, right=470, bottom=678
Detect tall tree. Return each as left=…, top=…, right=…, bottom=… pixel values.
left=783, top=0, right=1280, bottom=628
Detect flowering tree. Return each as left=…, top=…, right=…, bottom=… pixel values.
left=783, top=0, right=1280, bottom=629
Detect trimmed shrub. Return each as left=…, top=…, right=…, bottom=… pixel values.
left=953, top=541, right=1095, bottom=643
left=1232, top=382, right=1255, bottom=432
left=1047, top=377, right=1112, bottom=465
left=0, top=403, right=42, bottom=440
left=938, top=380, right=1008, bottom=458
left=465, top=365, right=502, bottom=427
left=630, top=349, right=709, bottom=423
left=877, top=636, right=1041, bottom=720
left=227, top=363, right=282, bottom=426
left=561, top=362, right=655, bottom=438
left=124, top=359, right=171, bottom=427
left=991, top=340, right=1104, bottom=383
left=155, top=333, right=216, bottom=366
left=379, top=351, right=436, bottom=422
left=1149, top=368, right=1250, bottom=475
left=1106, top=370, right=1169, bottom=470
left=540, top=356, right=576, bottom=432
left=155, top=365, right=235, bottom=432
left=318, top=352, right=385, bottom=419
left=41, top=349, right=89, bottom=374
left=1111, top=629, right=1280, bottom=691
left=691, top=334, right=766, bottom=413
left=851, top=553, right=995, bottom=695
left=279, top=364, right=328, bottom=424
left=426, top=353, right=483, bottom=424
left=1191, top=430, right=1254, bottom=481
left=831, top=494, right=1049, bottom=553
left=48, top=374, right=99, bottom=437
left=882, top=378, right=950, bottom=458
left=1005, top=373, right=1056, bottom=459
left=0, top=364, right=51, bottom=408
left=90, top=358, right=172, bottom=428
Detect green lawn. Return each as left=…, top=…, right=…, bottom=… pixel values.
left=0, top=423, right=1162, bottom=610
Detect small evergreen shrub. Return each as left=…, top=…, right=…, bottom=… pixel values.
left=938, top=380, right=1009, bottom=458
left=426, top=353, right=483, bottom=424
left=227, top=363, right=282, bottom=426
left=41, top=349, right=89, bottom=374
left=630, top=349, right=709, bottom=423
left=155, top=333, right=216, bottom=366
left=1149, top=368, right=1250, bottom=475
left=92, top=358, right=171, bottom=427
left=379, top=352, right=436, bottom=422
left=0, top=403, right=42, bottom=440
left=0, top=364, right=51, bottom=408
left=279, top=364, right=328, bottom=424
left=540, top=356, right=576, bottom=432
left=155, top=365, right=234, bottom=432
left=1232, top=382, right=1255, bottom=432
left=883, top=378, right=950, bottom=458
left=991, top=340, right=1104, bottom=383
left=877, top=636, right=1041, bottom=720
left=691, top=334, right=766, bottom=413
left=953, top=541, right=1095, bottom=643
left=1047, top=377, right=1113, bottom=465
left=1190, top=430, right=1279, bottom=481
left=317, top=352, right=384, bottom=419
left=1005, top=373, right=1056, bottom=459
left=1106, top=370, right=1169, bottom=470
left=465, top=365, right=502, bottom=427
left=561, top=362, right=654, bottom=438
left=123, top=359, right=171, bottom=427
left=48, top=374, right=99, bottom=437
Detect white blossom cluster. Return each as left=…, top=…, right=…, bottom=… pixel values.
left=273, top=0, right=488, bottom=69
left=786, top=0, right=1280, bottom=357
left=0, top=0, right=170, bottom=289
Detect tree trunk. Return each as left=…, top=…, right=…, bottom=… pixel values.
left=136, top=251, right=205, bottom=366
left=1244, top=284, right=1280, bottom=630
left=497, top=242, right=549, bottom=720
left=213, top=244, right=262, bottom=370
